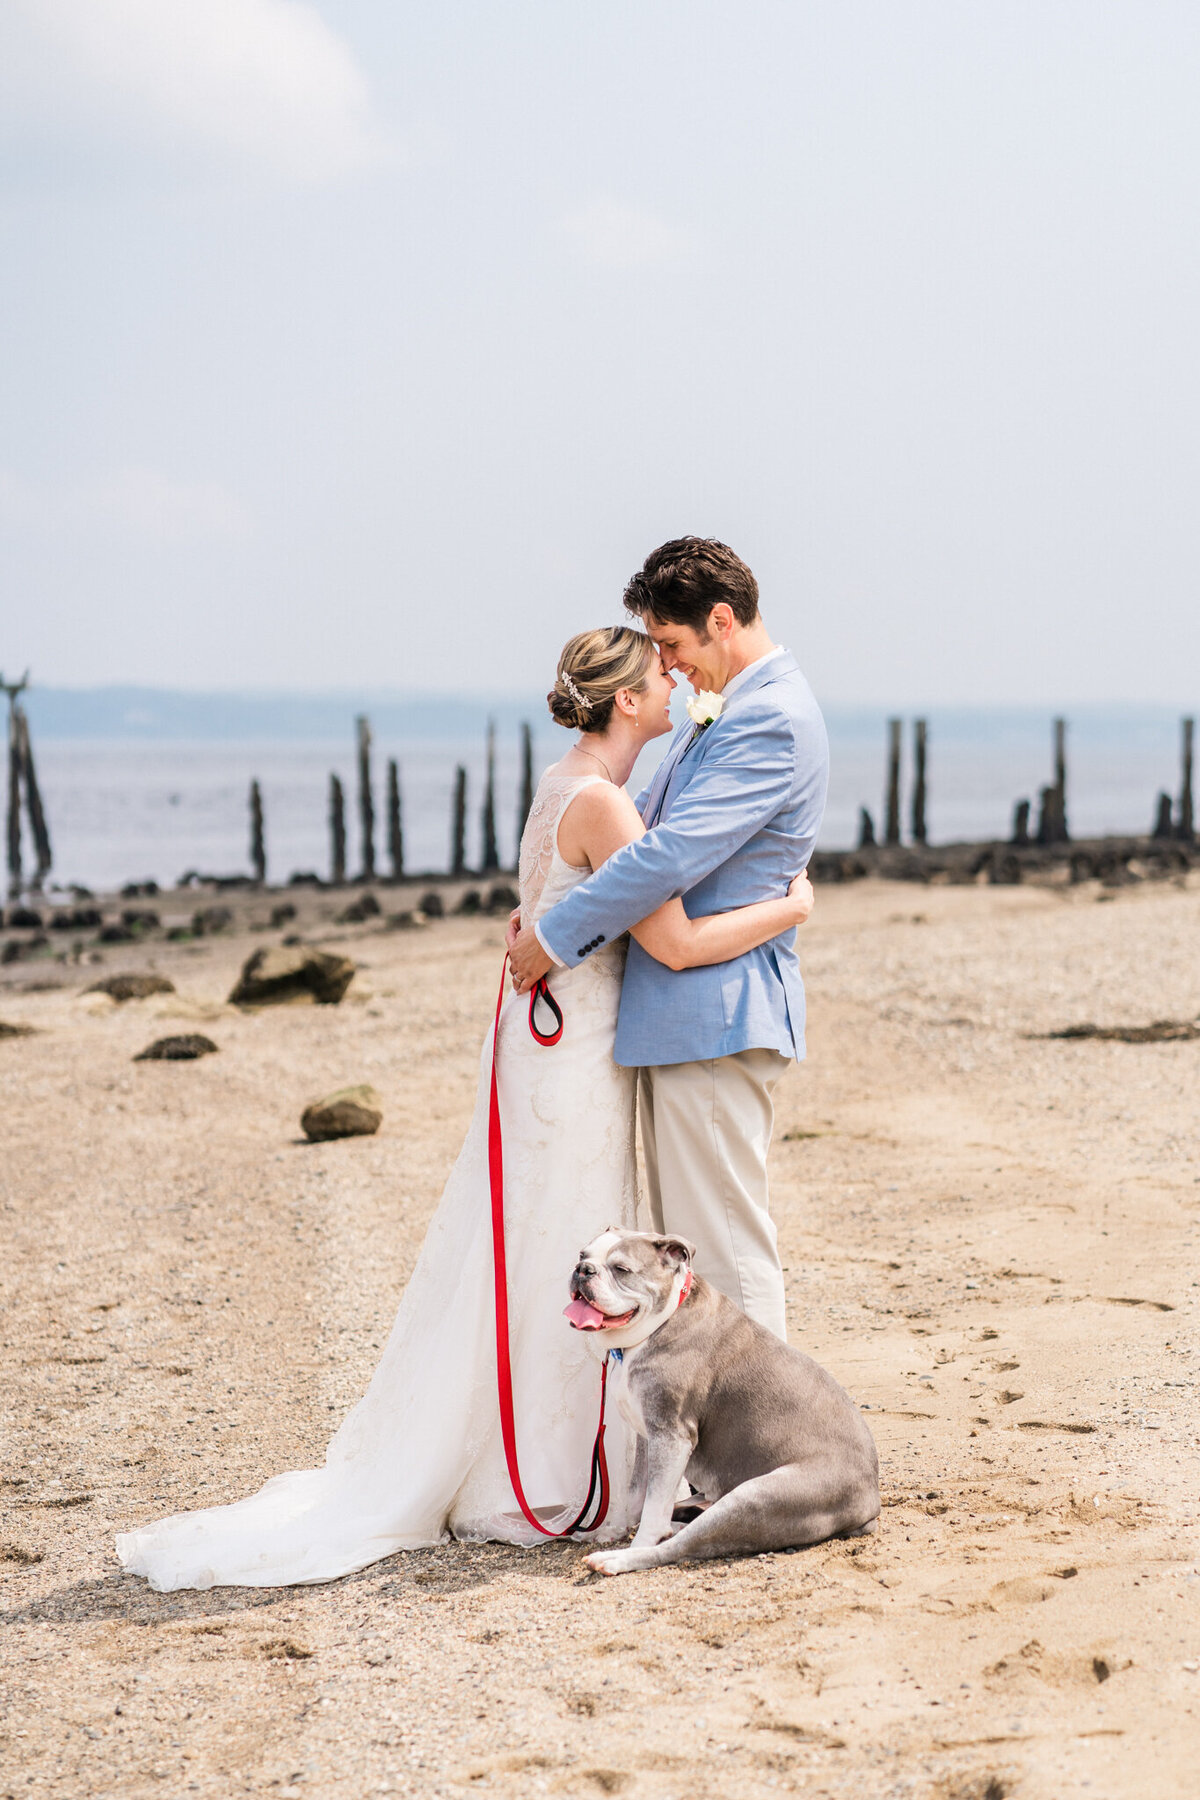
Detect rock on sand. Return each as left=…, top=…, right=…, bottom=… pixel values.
left=229, top=946, right=356, bottom=1008
left=300, top=1084, right=382, bottom=1141
left=133, top=1034, right=219, bottom=1062
left=84, top=974, right=176, bottom=1002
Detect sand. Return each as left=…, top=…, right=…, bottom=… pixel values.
left=1, top=873, right=1198, bottom=1800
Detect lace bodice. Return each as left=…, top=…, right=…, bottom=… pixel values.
left=518, top=769, right=608, bottom=924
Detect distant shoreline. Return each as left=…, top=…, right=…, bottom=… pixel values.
left=21, top=687, right=1191, bottom=741
left=3, top=836, right=1197, bottom=988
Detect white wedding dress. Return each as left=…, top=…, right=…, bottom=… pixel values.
left=116, top=772, right=640, bottom=1590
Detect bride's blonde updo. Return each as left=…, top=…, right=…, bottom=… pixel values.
left=547, top=626, right=655, bottom=733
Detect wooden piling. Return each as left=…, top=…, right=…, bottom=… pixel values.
left=2, top=673, right=34, bottom=899
left=386, top=759, right=404, bottom=879
left=885, top=719, right=902, bottom=846
left=1180, top=717, right=1195, bottom=842
left=249, top=780, right=266, bottom=885
left=16, top=710, right=51, bottom=889
left=1011, top=799, right=1031, bottom=846
left=356, top=715, right=375, bottom=880
left=517, top=722, right=534, bottom=852
left=5, top=704, right=21, bottom=899
left=1036, top=721, right=1069, bottom=844
left=481, top=719, right=499, bottom=873
left=911, top=719, right=928, bottom=845
left=858, top=807, right=876, bottom=849
left=329, top=774, right=346, bottom=886
left=1152, top=792, right=1173, bottom=839
left=1053, top=717, right=1069, bottom=842
left=451, top=766, right=467, bottom=878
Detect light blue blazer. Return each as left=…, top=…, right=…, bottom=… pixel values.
left=537, top=651, right=829, bottom=1068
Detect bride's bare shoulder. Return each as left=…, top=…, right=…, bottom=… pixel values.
left=557, top=779, right=643, bottom=863
left=568, top=780, right=640, bottom=822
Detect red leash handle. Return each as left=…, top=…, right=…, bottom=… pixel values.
left=488, top=953, right=609, bottom=1538
left=527, top=976, right=563, bottom=1046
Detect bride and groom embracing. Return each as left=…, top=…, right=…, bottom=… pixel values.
left=117, top=536, right=830, bottom=1592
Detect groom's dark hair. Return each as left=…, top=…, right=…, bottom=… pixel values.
left=623, top=537, right=760, bottom=632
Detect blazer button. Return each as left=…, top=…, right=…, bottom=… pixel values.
left=577, top=947, right=586, bottom=957
left=596, top=934, right=605, bottom=944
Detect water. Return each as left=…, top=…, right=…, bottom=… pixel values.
left=18, top=708, right=1191, bottom=895
left=28, top=738, right=541, bottom=896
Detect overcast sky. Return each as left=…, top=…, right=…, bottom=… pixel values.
left=2, top=0, right=1198, bottom=705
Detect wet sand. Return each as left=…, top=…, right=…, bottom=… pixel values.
left=1, top=874, right=1198, bottom=1799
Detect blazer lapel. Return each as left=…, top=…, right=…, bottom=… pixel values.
left=659, top=726, right=701, bottom=817
left=640, top=725, right=693, bottom=825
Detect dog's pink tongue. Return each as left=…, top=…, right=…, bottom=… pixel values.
left=563, top=1298, right=609, bottom=1331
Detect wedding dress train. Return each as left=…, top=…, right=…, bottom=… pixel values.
left=116, top=772, right=639, bottom=1590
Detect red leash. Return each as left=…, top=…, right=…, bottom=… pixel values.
left=487, top=955, right=610, bottom=1538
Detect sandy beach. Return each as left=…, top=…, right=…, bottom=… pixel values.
left=1, top=872, right=1197, bottom=1800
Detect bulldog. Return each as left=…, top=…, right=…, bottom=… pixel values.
left=564, top=1228, right=879, bottom=1576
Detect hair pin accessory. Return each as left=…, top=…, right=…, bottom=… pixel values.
left=562, top=670, right=592, bottom=711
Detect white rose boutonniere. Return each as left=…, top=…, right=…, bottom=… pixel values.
left=685, top=690, right=725, bottom=732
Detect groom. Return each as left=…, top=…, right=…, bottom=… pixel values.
left=509, top=537, right=829, bottom=1341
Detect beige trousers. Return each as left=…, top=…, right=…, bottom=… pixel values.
left=638, top=1048, right=790, bottom=1341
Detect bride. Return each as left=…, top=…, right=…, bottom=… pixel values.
left=116, top=626, right=813, bottom=1590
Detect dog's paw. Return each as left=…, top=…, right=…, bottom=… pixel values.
left=586, top=1548, right=638, bottom=1577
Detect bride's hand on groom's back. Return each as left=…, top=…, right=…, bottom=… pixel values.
left=505, top=908, right=522, bottom=953
left=788, top=869, right=815, bottom=925
left=509, top=922, right=553, bottom=993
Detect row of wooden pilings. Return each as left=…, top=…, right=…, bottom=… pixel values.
left=5, top=679, right=1195, bottom=895
left=859, top=718, right=931, bottom=849
left=859, top=715, right=1195, bottom=850
left=248, top=716, right=536, bottom=887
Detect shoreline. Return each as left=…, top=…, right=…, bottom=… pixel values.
left=3, top=827, right=1199, bottom=982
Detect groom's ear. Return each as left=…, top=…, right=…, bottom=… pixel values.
left=654, top=1235, right=695, bottom=1270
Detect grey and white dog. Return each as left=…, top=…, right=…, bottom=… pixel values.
left=563, top=1228, right=880, bottom=1576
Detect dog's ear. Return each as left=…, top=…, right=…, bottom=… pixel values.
left=654, top=1235, right=695, bottom=1269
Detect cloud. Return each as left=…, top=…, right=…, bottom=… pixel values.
left=0, top=0, right=386, bottom=183
left=0, top=466, right=252, bottom=542
left=561, top=199, right=698, bottom=270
